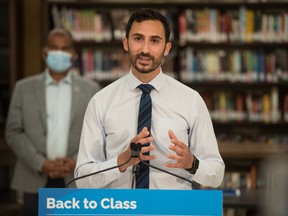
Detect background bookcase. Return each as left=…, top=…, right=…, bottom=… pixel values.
left=0, top=0, right=22, bottom=214
left=41, top=0, right=288, bottom=215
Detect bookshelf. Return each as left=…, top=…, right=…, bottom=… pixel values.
left=0, top=0, right=11, bottom=192
left=42, top=0, right=288, bottom=215
left=0, top=0, right=9, bottom=129
left=0, top=2, right=22, bottom=215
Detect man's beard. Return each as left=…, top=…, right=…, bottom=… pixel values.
left=128, top=51, right=165, bottom=74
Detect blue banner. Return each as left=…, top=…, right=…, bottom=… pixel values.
left=39, top=188, right=222, bottom=216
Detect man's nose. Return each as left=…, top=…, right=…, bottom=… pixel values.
left=141, top=40, right=150, bottom=53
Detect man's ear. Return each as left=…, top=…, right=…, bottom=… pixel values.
left=122, top=37, right=128, bottom=52
left=42, top=47, right=48, bottom=61
left=164, top=42, right=172, bottom=57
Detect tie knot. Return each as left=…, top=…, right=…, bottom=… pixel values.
left=138, top=84, right=154, bottom=94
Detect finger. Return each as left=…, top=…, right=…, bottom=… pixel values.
left=138, top=137, right=153, bottom=146
left=165, top=154, right=184, bottom=168
left=59, top=165, right=71, bottom=172
left=140, top=145, right=155, bottom=154
left=167, top=153, right=182, bottom=161
left=139, top=145, right=156, bottom=161
left=61, top=170, right=72, bottom=177
left=131, top=134, right=153, bottom=147
left=169, top=144, right=186, bottom=156
left=132, top=127, right=150, bottom=141
left=49, top=172, right=60, bottom=179
left=138, top=145, right=156, bottom=161
left=140, top=154, right=157, bottom=161
left=167, top=151, right=194, bottom=169
left=168, top=130, right=187, bottom=149
left=168, top=130, right=177, bottom=140
left=170, top=139, right=187, bottom=150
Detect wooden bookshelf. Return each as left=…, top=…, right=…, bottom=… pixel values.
left=219, top=142, right=288, bottom=159
left=0, top=1, right=22, bottom=207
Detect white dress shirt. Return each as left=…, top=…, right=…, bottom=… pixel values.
left=75, top=70, right=225, bottom=189
left=46, top=70, right=72, bottom=160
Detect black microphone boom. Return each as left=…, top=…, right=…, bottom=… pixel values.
left=66, top=156, right=132, bottom=188
left=139, top=158, right=199, bottom=189
left=67, top=142, right=199, bottom=189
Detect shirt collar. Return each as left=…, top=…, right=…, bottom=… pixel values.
left=127, top=69, right=165, bottom=92
left=45, top=68, right=72, bottom=86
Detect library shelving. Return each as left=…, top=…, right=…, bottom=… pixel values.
left=0, top=0, right=23, bottom=214
left=42, top=0, right=288, bottom=215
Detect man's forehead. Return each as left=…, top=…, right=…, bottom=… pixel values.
left=130, top=20, right=165, bottom=37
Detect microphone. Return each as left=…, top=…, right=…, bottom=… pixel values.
left=130, top=142, right=142, bottom=189
left=132, top=142, right=200, bottom=189
left=66, top=153, right=133, bottom=188
left=130, top=142, right=142, bottom=157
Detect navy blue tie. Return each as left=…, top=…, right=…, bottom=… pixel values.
left=136, top=84, right=154, bottom=189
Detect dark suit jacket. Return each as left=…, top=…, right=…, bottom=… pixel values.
left=5, top=71, right=100, bottom=193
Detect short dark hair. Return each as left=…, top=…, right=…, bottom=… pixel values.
left=125, top=8, right=170, bottom=42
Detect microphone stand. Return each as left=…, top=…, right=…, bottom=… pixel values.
left=131, top=165, right=139, bottom=189
left=66, top=156, right=133, bottom=188
left=130, top=142, right=141, bottom=189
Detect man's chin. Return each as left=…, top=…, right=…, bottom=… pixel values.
left=139, top=68, right=154, bottom=74
left=136, top=65, right=153, bottom=74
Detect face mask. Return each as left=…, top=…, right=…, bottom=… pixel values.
left=46, top=50, right=73, bottom=73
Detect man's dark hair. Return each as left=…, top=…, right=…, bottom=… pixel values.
left=125, top=8, right=170, bottom=42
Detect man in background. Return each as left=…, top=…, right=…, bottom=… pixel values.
left=5, top=28, right=100, bottom=216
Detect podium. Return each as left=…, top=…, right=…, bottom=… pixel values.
left=39, top=188, right=222, bottom=215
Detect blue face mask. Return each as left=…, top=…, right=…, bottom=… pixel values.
left=46, top=50, right=73, bottom=73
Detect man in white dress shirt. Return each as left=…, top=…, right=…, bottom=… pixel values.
left=75, top=8, right=225, bottom=189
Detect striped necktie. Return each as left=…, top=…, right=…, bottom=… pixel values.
left=136, top=84, right=154, bottom=189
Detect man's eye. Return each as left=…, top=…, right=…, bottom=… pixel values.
left=151, top=39, right=160, bottom=44
left=134, top=37, right=142, bottom=41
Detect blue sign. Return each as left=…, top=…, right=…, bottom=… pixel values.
left=39, top=188, right=222, bottom=216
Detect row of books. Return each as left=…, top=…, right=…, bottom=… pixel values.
left=179, top=7, right=288, bottom=43
left=80, top=49, right=176, bottom=80
left=221, top=171, right=254, bottom=190
left=217, top=133, right=288, bottom=145
left=52, top=6, right=114, bottom=41
left=51, top=6, right=174, bottom=42
left=202, top=88, right=287, bottom=123
left=81, top=48, right=130, bottom=77
left=51, top=5, right=288, bottom=44
left=179, top=48, right=288, bottom=82
left=204, top=158, right=286, bottom=198
left=78, top=47, right=288, bottom=83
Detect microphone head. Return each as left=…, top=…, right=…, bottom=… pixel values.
left=136, top=143, right=142, bottom=151
left=130, top=142, right=142, bottom=157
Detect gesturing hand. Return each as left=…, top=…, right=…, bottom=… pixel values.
left=166, top=130, right=194, bottom=169
left=117, top=127, right=156, bottom=172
